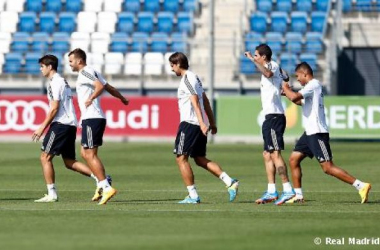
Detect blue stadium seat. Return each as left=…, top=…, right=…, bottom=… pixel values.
left=66, top=0, right=82, bottom=13
left=277, top=0, right=292, bottom=12
left=157, top=12, right=174, bottom=33
left=291, top=12, right=307, bottom=33
left=11, top=32, right=30, bottom=53
left=311, top=12, right=326, bottom=32
left=26, top=0, right=43, bottom=12
left=59, top=12, right=76, bottom=33
left=305, top=32, right=323, bottom=53
left=257, top=0, right=272, bottom=13
left=183, top=0, right=199, bottom=12
left=137, top=12, right=154, bottom=33
left=240, top=55, right=255, bottom=74
left=19, top=12, right=36, bottom=32
left=46, top=0, right=63, bottom=13
left=285, top=32, right=303, bottom=54
left=151, top=32, right=169, bottom=52
left=117, top=12, right=135, bottom=33
left=271, top=12, right=288, bottom=33
left=131, top=32, right=149, bottom=52
left=244, top=32, right=263, bottom=52
left=171, top=32, right=187, bottom=52
left=32, top=32, right=49, bottom=52
left=250, top=12, right=267, bottom=33
left=266, top=32, right=283, bottom=55
left=177, top=12, right=194, bottom=35
left=144, top=0, right=160, bottom=12
left=40, top=12, right=57, bottom=34
left=300, top=53, right=317, bottom=71
left=343, top=0, right=352, bottom=12
left=110, top=33, right=129, bottom=53
left=4, top=53, right=23, bottom=73
left=280, top=53, right=298, bottom=73
left=52, top=32, right=70, bottom=53
left=163, top=0, right=179, bottom=12
left=356, top=0, right=373, bottom=11
left=25, top=52, right=42, bottom=74
left=296, top=0, right=312, bottom=12
left=124, top=0, right=141, bottom=13
left=316, top=0, right=330, bottom=11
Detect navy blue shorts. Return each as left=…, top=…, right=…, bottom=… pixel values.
left=294, top=132, right=333, bottom=163
left=41, top=122, right=77, bottom=160
left=262, top=114, right=286, bottom=152
left=81, top=118, right=106, bottom=149
left=173, top=121, right=207, bottom=158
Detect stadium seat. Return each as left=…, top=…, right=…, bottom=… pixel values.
left=131, top=32, right=149, bottom=52
left=177, top=12, right=194, bottom=35
left=276, top=0, right=292, bottom=12
left=70, top=32, right=91, bottom=51
left=52, top=32, right=70, bottom=53
left=171, top=32, right=187, bottom=52
left=311, top=12, right=326, bottom=32
left=26, top=0, right=42, bottom=12
left=40, top=12, right=57, bottom=33
left=296, top=0, right=312, bottom=12
left=84, top=0, right=103, bottom=12
left=4, top=52, right=23, bottom=73
left=66, top=0, right=82, bottom=13
left=0, top=32, right=12, bottom=53
left=104, top=0, right=123, bottom=12
left=183, top=0, right=199, bottom=13
left=91, top=32, right=110, bottom=54
left=257, top=0, right=272, bottom=13
left=240, top=55, right=255, bottom=74
left=300, top=53, right=317, bottom=70
left=137, top=12, right=154, bottom=33
left=19, top=12, right=36, bottom=32
left=285, top=32, right=303, bottom=54
left=117, top=12, right=135, bottom=33
left=244, top=32, right=263, bottom=52
left=110, top=32, right=129, bottom=53
left=87, top=52, right=104, bottom=72
left=316, top=0, right=330, bottom=11
left=0, top=53, right=4, bottom=73
left=77, top=11, right=97, bottom=33
left=144, top=0, right=160, bottom=12
left=250, top=12, right=267, bottom=33
left=271, top=12, right=288, bottom=33
left=98, top=12, right=118, bottom=33
left=356, top=0, right=373, bottom=11
left=305, top=32, right=323, bottom=53
left=266, top=32, right=283, bottom=55
left=164, top=52, right=173, bottom=74
left=163, top=0, right=180, bottom=13
left=59, top=12, right=76, bottom=33
left=151, top=32, right=169, bottom=52
left=291, top=12, right=308, bottom=33
left=0, top=11, right=19, bottom=32
left=157, top=12, right=174, bottom=33
left=124, top=52, right=142, bottom=75
left=11, top=32, right=30, bottom=53
left=5, top=0, right=25, bottom=12
left=31, top=32, right=49, bottom=52
left=280, top=53, right=298, bottom=73
left=343, top=0, right=352, bottom=12
left=124, top=0, right=141, bottom=13
left=144, top=52, right=164, bottom=75
left=63, top=52, right=75, bottom=74
left=46, top=0, right=62, bottom=13
left=25, top=52, right=42, bottom=74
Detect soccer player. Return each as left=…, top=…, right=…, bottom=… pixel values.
left=169, top=52, right=239, bottom=204
left=33, top=54, right=104, bottom=202
left=244, top=44, right=295, bottom=205
left=281, top=62, right=371, bottom=204
left=68, top=48, right=129, bottom=205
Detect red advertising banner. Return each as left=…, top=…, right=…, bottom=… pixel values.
left=0, top=96, right=179, bottom=136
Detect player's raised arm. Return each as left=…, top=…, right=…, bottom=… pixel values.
left=244, top=51, right=273, bottom=78
left=282, top=82, right=303, bottom=105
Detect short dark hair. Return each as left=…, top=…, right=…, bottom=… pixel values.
left=295, top=62, right=314, bottom=76
left=168, top=52, right=189, bottom=70
left=255, top=44, right=272, bottom=61
left=68, top=48, right=87, bottom=63
left=38, top=54, right=58, bottom=71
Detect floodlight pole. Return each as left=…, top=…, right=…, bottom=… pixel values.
left=208, top=0, right=215, bottom=142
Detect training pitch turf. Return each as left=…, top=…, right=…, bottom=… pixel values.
left=0, top=142, right=379, bottom=250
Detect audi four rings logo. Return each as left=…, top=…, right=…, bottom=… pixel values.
left=0, top=100, right=49, bottom=131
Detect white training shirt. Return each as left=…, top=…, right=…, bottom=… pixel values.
left=177, top=70, right=207, bottom=126
left=47, top=73, right=77, bottom=127
left=75, top=66, right=107, bottom=120
left=260, top=60, right=284, bottom=115
left=299, top=78, right=329, bottom=135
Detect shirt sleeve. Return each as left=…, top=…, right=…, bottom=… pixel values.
left=265, top=61, right=279, bottom=75
left=50, top=81, right=63, bottom=101
left=183, top=73, right=197, bottom=95
left=299, top=82, right=316, bottom=99
left=80, top=67, right=98, bottom=85
left=94, top=71, right=107, bottom=86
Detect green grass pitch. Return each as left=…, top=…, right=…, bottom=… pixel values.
left=0, top=142, right=379, bottom=250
